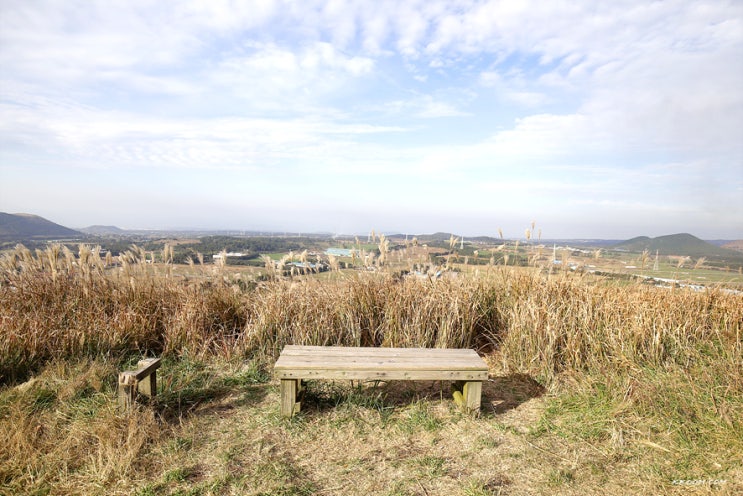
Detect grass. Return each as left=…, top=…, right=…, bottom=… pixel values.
left=0, top=244, right=741, bottom=494
left=1, top=356, right=740, bottom=495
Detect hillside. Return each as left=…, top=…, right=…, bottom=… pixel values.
left=613, top=233, right=741, bottom=259
left=413, top=232, right=503, bottom=244
left=0, top=212, right=82, bottom=241
left=79, top=225, right=127, bottom=235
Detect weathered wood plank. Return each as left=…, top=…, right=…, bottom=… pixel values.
left=276, top=347, right=484, bottom=365
left=136, top=358, right=158, bottom=397
left=276, top=368, right=487, bottom=381
left=276, top=349, right=480, bottom=358
left=275, top=355, right=486, bottom=370
left=281, top=345, right=478, bottom=357
left=132, top=357, right=162, bottom=381
left=276, top=358, right=478, bottom=367
left=281, top=347, right=477, bottom=358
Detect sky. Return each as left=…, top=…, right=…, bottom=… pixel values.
left=1, top=1, right=742, bottom=239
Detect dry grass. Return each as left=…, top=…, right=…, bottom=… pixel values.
left=0, top=244, right=741, bottom=494
left=3, top=357, right=739, bottom=495
left=0, top=359, right=165, bottom=494
left=4, top=245, right=739, bottom=381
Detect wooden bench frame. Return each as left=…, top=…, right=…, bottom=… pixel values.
left=118, top=357, right=162, bottom=411
left=274, top=345, right=488, bottom=417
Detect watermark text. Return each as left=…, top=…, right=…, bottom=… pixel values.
left=671, top=479, right=727, bottom=486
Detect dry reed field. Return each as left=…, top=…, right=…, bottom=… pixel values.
left=1, top=244, right=741, bottom=495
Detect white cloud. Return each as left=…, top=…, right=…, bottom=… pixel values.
left=0, top=1, right=200, bottom=84
left=416, top=98, right=470, bottom=118
left=178, top=0, right=279, bottom=32
left=208, top=41, right=374, bottom=110
left=479, top=71, right=548, bottom=107
left=0, top=88, right=411, bottom=174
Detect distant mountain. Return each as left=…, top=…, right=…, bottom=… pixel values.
left=0, top=212, right=82, bottom=241
left=413, top=232, right=503, bottom=244
left=613, top=233, right=741, bottom=258
left=419, top=232, right=460, bottom=242
left=79, top=225, right=127, bottom=235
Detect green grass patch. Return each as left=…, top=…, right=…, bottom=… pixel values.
left=412, top=455, right=448, bottom=478
left=537, top=380, right=623, bottom=442
left=398, top=401, right=443, bottom=433
left=533, top=363, right=742, bottom=485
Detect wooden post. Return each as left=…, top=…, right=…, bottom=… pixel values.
left=280, top=379, right=299, bottom=417
left=137, top=358, right=158, bottom=397
left=118, top=357, right=162, bottom=412
left=118, top=371, right=137, bottom=411
left=463, top=381, right=482, bottom=414
left=452, top=381, right=482, bottom=414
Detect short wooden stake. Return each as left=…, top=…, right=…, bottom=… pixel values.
left=118, top=372, right=137, bottom=411
left=118, top=357, right=162, bottom=412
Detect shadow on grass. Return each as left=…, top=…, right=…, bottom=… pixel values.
left=145, top=361, right=271, bottom=423
left=480, top=373, right=546, bottom=416
left=297, top=380, right=451, bottom=417
left=296, top=374, right=545, bottom=418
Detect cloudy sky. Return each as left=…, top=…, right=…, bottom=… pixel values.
left=1, top=1, right=741, bottom=239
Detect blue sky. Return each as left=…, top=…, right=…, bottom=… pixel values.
left=1, top=0, right=741, bottom=239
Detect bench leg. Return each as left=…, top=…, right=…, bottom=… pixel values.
left=453, top=381, right=482, bottom=414
left=118, top=372, right=137, bottom=411
left=463, top=381, right=482, bottom=414
left=137, top=360, right=157, bottom=397
left=280, top=379, right=302, bottom=417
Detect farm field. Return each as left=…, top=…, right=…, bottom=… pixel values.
left=1, top=243, right=741, bottom=495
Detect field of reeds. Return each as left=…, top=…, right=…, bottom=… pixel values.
left=1, top=244, right=741, bottom=495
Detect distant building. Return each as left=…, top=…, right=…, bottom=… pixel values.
left=286, top=261, right=328, bottom=272
left=212, top=252, right=247, bottom=259
left=325, top=248, right=353, bottom=257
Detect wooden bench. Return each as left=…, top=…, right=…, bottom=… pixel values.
left=274, top=345, right=488, bottom=417
left=118, top=357, right=162, bottom=411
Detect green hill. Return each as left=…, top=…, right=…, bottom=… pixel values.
left=613, top=233, right=741, bottom=259
left=412, top=232, right=503, bottom=244
left=0, top=212, right=82, bottom=241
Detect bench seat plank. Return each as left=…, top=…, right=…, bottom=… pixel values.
left=276, top=355, right=486, bottom=369
left=277, top=368, right=487, bottom=381
left=280, top=345, right=478, bottom=358
left=275, top=345, right=488, bottom=382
